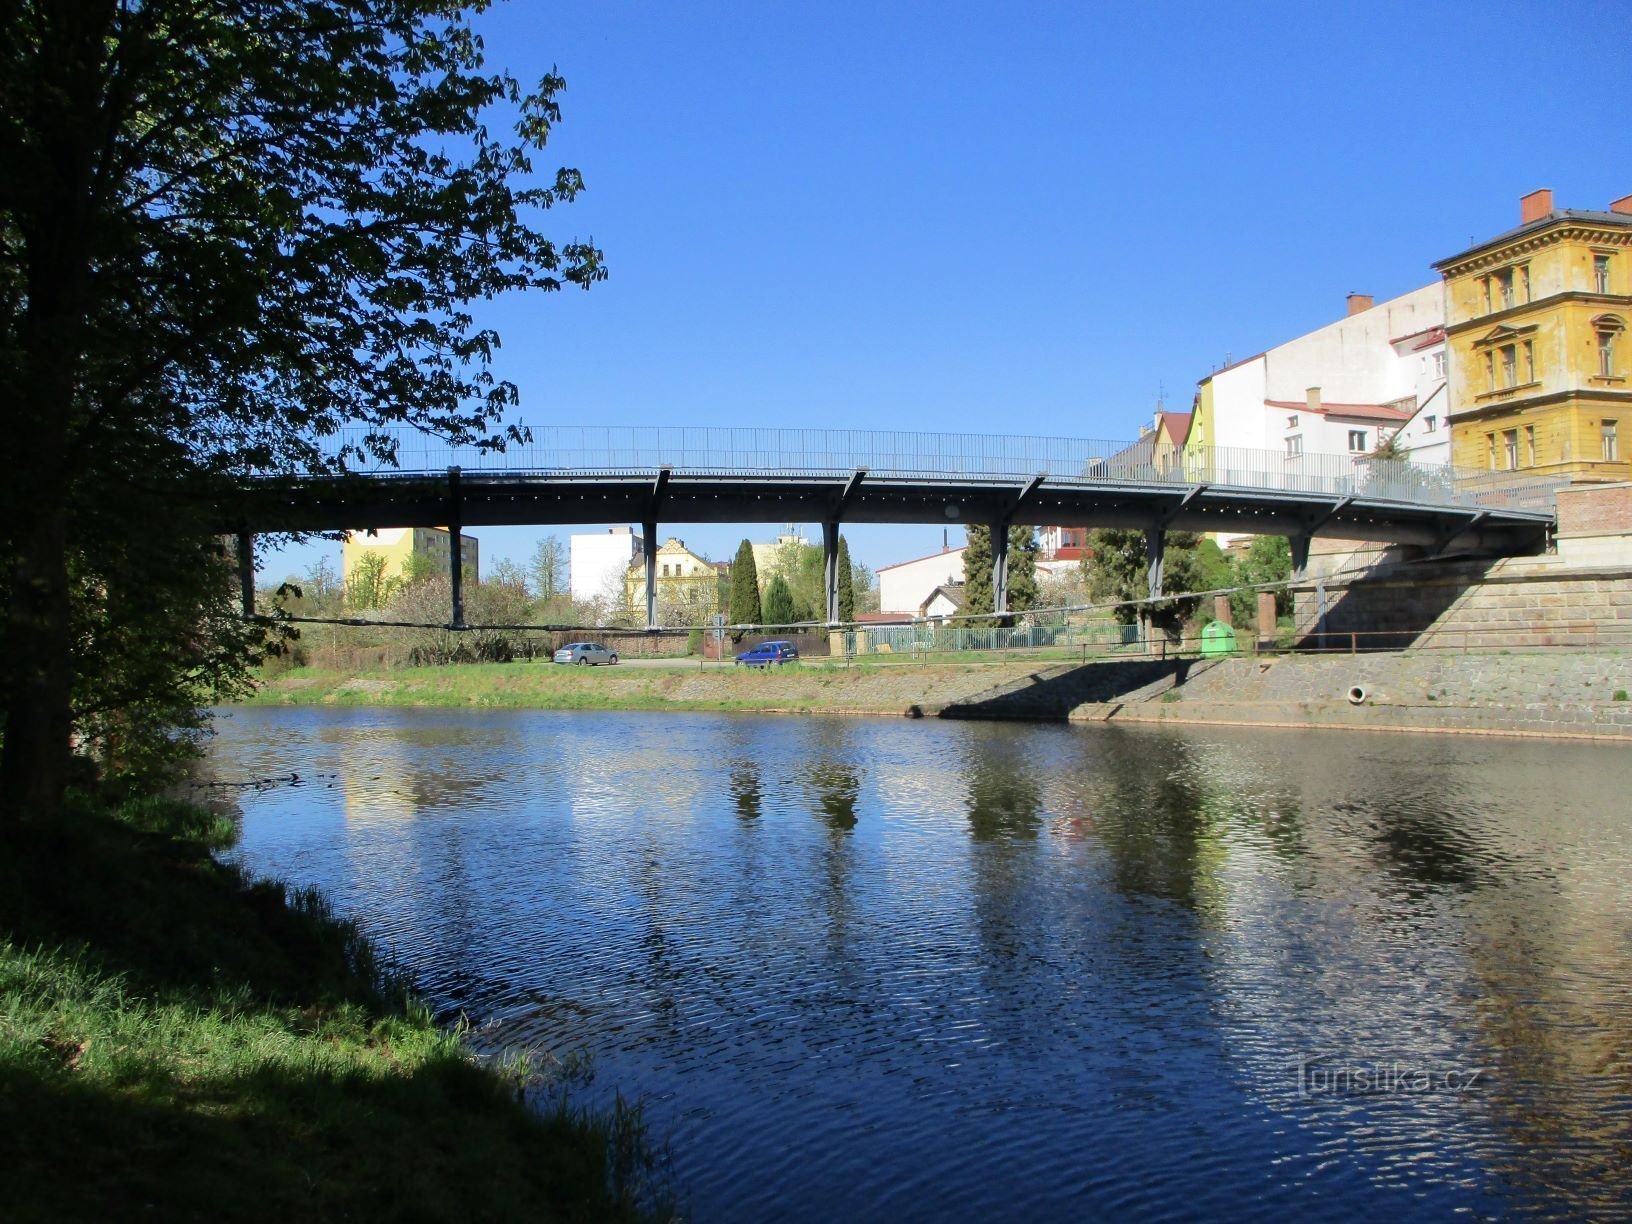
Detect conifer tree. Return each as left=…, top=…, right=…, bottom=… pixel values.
left=763, top=575, right=797, bottom=627
left=730, top=540, right=762, bottom=627
left=837, top=535, right=855, bottom=622
left=962, top=525, right=994, bottom=621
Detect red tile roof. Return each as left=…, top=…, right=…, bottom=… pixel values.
left=1155, top=411, right=1193, bottom=444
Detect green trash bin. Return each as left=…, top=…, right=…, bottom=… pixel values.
left=1200, top=619, right=1238, bottom=657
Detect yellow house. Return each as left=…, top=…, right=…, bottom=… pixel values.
left=1434, top=188, right=1632, bottom=481
left=342, top=526, right=479, bottom=608
left=1151, top=410, right=1193, bottom=473
left=625, top=536, right=729, bottom=620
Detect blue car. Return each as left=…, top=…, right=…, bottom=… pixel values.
left=735, top=640, right=799, bottom=667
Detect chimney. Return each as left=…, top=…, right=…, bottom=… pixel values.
left=1306, top=387, right=1321, bottom=412
left=1611, top=193, right=1632, bottom=216
left=1520, top=188, right=1553, bottom=224
left=1346, top=292, right=1373, bottom=316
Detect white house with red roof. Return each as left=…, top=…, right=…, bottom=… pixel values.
left=877, top=545, right=966, bottom=615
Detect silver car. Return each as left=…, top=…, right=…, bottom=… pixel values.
left=552, top=642, right=618, bottom=666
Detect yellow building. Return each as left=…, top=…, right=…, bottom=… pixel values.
left=625, top=536, right=729, bottom=621
left=1434, top=188, right=1632, bottom=482
left=342, top=526, right=479, bottom=607
left=1151, top=409, right=1193, bottom=473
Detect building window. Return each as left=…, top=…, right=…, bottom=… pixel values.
left=1347, top=429, right=1368, bottom=452
left=1595, top=253, right=1612, bottom=294
left=1503, top=429, right=1520, bottom=470
left=661, top=564, right=670, bottom=577
left=1599, top=318, right=1625, bottom=376
left=1500, top=344, right=1518, bottom=388
left=1286, top=414, right=1299, bottom=429
left=1606, top=420, right=1621, bottom=462
left=1496, top=267, right=1515, bottom=309
left=1425, top=415, right=1438, bottom=431
left=1525, top=425, right=1536, bottom=467
left=1432, top=351, right=1446, bottom=378
left=1285, top=435, right=1303, bottom=457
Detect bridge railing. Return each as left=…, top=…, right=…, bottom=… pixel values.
left=314, top=426, right=1562, bottom=514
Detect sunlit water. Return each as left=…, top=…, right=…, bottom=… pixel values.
left=207, top=707, right=1632, bottom=1221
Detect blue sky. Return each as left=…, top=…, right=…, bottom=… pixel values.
left=266, top=0, right=1632, bottom=582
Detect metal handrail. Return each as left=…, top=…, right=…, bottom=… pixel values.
left=292, top=425, right=1562, bottom=515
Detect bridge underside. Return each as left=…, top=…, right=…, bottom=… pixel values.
left=228, top=469, right=1552, bottom=556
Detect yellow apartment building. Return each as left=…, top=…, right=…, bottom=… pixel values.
left=342, top=526, right=479, bottom=608
left=1434, top=189, right=1632, bottom=481
left=625, top=536, right=730, bottom=620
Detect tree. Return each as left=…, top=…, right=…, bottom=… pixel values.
left=302, top=557, right=342, bottom=617
left=837, top=535, right=855, bottom=623
left=530, top=535, right=568, bottom=602
left=763, top=575, right=797, bottom=627
left=1006, top=525, right=1039, bottom=614
left=963, top=525, right=994, bottom=621
left=729, top=540, right=762, bottom=628
left=1, top=2, right=603, bottom=817
left=1233, top=534, right=1293, bottom=626
left=1081, top=528, right=1207, bottom=640
left=346, top=552, right=396, bottom=612
left=962, top=524, right=1038, bottom=625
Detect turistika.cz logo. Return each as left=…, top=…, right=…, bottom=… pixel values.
left=1296, top=1055, right=1489, bottom=1098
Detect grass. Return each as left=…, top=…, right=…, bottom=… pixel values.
left=0, top=794, right=660, bottom=1223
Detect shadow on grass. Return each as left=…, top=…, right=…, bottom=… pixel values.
left=0, top=797, right=658, bottom=1223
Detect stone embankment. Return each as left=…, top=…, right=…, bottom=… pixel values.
left=941, top=652, right=1632, bottom=741
left=252, top=652, right=1632, bottom=741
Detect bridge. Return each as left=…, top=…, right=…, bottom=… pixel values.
left=224, top=426, right=1562, bottom=628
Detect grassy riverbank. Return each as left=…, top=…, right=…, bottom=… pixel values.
left=0, top=795, right=653, bottom=1222
left=245, top=658, right=1063, bottom=716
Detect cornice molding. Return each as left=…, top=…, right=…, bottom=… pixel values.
left=1445, top=289, right=1632, bottom=335
left=1438, top=224, right=1632, bottom=278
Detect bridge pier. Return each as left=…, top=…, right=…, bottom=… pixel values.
left=1291, top=533, right=1311, bottom=582
left=1145, top=527, right=1165, bottom=601
left=447, top=467, right=465, bottom=628
left=823, top=521, right=840, bottom=625
left=992, top=523, right=1010, bottom=615
left=642, top=517, right=657, bottom=629
left=236, top=530, right=255, bottom=619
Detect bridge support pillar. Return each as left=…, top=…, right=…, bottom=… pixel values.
left=1145, top=527, right=1165, bottom=600
left=823, top=521, right=840, bottom=625
left=1145, top=527, right=1165, bottom=650
left=992, top=523, right=1010, bottom=615
left=1291, top=533, right=1311, bottom=582
left=642, top=518, right=658, bottom=629
left=237, top=530, right=255, bottom=619
left=447, top=467, right=465, bottom=629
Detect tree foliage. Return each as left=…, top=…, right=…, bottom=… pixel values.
left=963, top=525, right=993, bottom=620
left=1, top=1, right=603, bottom=816
left=762, top=575, right=797, bottom=627
left=837, top=535, right=854, bottom=623
left=529, top=536, right=568, bottom=602
left=962, top=524, right=1039, bottom=625
left=729, top=540, right=762, bottom=628
left=1081, top=528, right=1207, bottom=638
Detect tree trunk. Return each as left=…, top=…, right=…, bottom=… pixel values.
left=0, top=509, right=74, bottom=822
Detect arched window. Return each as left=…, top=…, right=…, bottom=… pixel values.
left=1593, top=315, right=1625, bottom=379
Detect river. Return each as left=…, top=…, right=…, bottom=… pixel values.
left=207, top=706, right=1632, bottom=1221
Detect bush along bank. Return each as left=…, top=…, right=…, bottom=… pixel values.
left=0, top=794, right=660, bottom=1223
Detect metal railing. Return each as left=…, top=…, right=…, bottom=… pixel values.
left=312, top=425, right=1563, bottom=514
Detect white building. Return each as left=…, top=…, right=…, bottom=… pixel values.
left=1385, top=325, right=1451, bottom=465
left=878, top=545, right=966, bottom=615
left=1200, top=286, right=1445, bottom=456
left=570, top=526, right=642, bottom=604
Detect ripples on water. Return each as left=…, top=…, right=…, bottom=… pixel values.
left=210, top=707, right=1632, bottom=1221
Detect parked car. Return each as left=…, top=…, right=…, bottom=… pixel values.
left=553, top=642, right=618, bottom=666
left=735, top=640, right=799, bottom=667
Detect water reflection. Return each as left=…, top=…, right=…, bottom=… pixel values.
left=211, top=708, right=1632, bottom=1222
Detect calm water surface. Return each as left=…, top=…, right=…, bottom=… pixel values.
left=207, top=707, right=1632, bottom=1221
